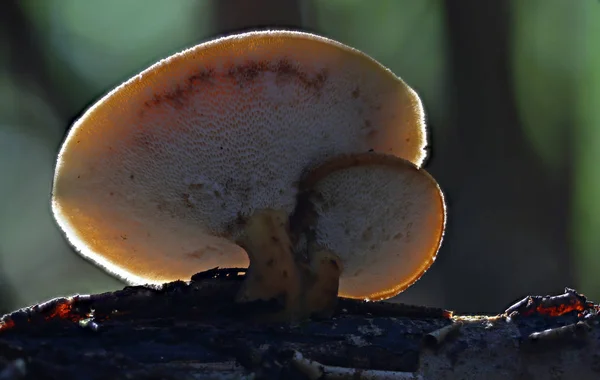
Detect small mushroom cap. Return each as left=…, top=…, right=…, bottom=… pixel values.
left=52, top=30, right=426, bottom=285
left=302, top=153, right=446, bottom=301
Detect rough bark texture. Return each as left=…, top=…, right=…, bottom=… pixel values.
left=0, top=269, right=598, bottom=380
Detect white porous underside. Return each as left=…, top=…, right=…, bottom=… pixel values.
left=310, top=163, right=443, bottom=299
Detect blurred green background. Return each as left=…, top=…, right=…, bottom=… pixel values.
left=1, top=0, right=598, bottom=315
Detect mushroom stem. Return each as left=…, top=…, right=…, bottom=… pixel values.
left=235, top=209, right=303, bottom=317
left=300, top=244, right=342, bottom=319
left=235, top=209, right=343, bottom=321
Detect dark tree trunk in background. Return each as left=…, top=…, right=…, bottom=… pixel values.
left=433, top=0, right=573, bottom=313
left=213, top=0, right=308, bottom=35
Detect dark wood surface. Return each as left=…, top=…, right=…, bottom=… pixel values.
left=0, top=269, right=597, bottom=379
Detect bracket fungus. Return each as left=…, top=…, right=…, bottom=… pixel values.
left=296, top=153, right=445, bottom=302
left=51, top=30, right=444, bottom=321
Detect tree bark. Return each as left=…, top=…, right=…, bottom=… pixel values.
left=0, top=270, right=597, bottom=380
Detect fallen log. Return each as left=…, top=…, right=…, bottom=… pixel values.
left=0, top=268, right=598, bottom=380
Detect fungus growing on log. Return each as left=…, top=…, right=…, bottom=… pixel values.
left=51, top=30, right=442, bottom=320
left=296, top=153, right=446, bottom=302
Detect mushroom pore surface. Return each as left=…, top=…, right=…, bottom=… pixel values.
left=303, top=154, right=446, bottom=301
left=52, top=30, right=427, bottom=285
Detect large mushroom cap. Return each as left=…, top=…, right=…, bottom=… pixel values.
left=52, top=30, right=427, bottom=285
left=301, top=153, right=446, bottom=301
